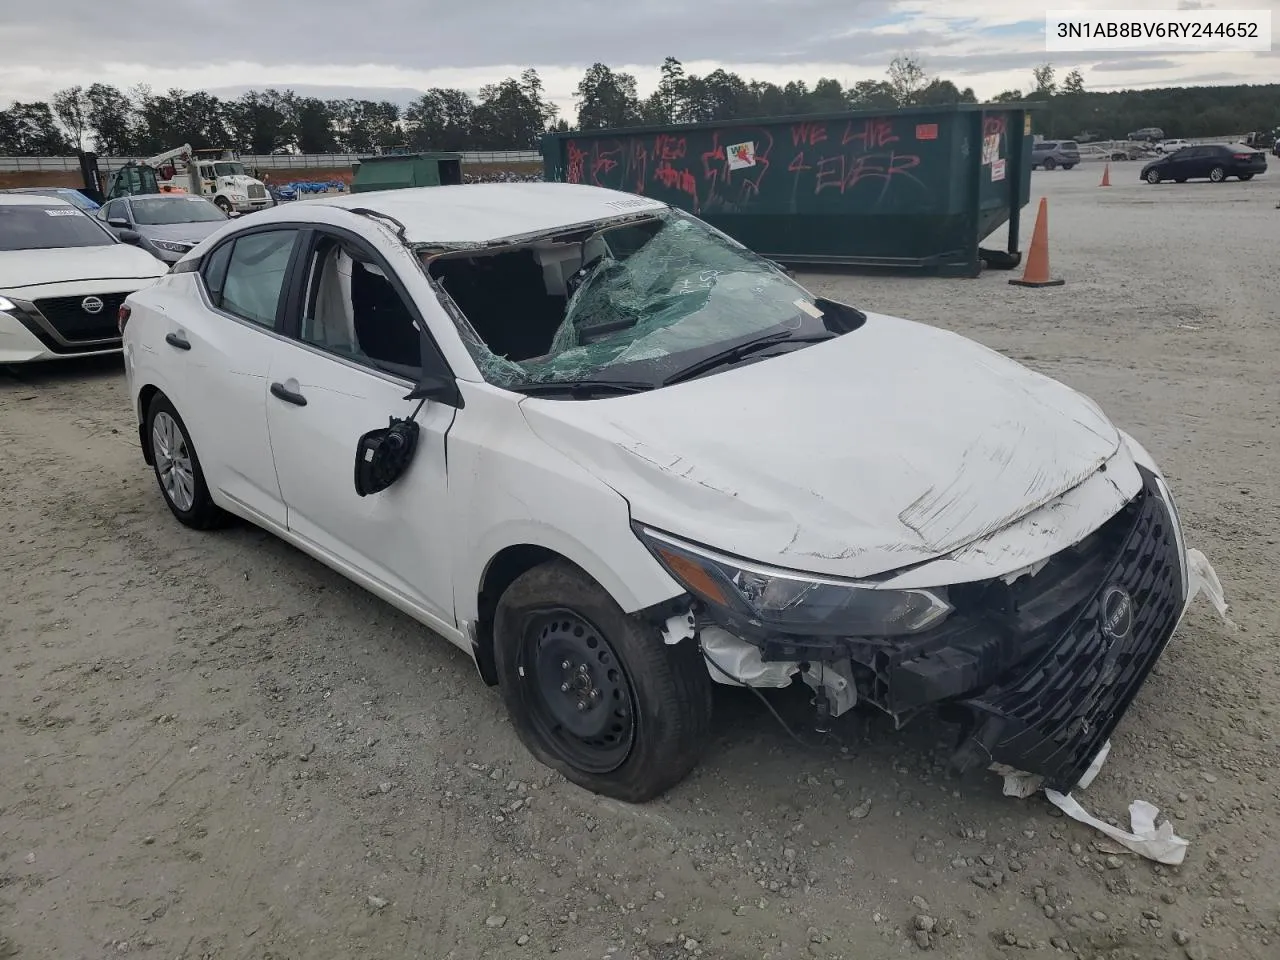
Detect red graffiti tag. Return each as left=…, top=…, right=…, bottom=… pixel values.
left=813, top=152, right=922, bottom=194
left=653, top=162, right=699, bottom=208
left=590, top=141, right=623, bottom=186
left=566, top=141, right=585, bottom=184
left=840, top=118, right=899, bottom=151
left=791, top=121, right=828, bottom=147
left=654, top=134, right=687, bottom=161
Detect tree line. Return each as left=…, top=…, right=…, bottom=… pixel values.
left=1, top=57, right=1276, bottom=157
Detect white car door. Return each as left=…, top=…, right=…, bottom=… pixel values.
left=173, top=226, right=301, bottom=528
left=262, top=226, right=457, bottom=634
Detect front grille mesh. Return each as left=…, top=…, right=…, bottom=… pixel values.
left=34, top=293, right=128, bottom=342
left=963, top=476, right=1183, bottom=791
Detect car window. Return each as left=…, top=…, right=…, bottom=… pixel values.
left=131, top=196, right=226, bottom=225
left=217, top=230, right=297, bottom=328
left=298, top=234, right=422, bottom=377
left=1060, top=141, right=1078, bottom=150
left=0, top=204, right=116, bottom=251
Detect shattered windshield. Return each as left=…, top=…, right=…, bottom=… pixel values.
left=427, top=209, right=821, bottom=390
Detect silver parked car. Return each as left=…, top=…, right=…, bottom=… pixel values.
left=97, top=194, right=229, bottom=264
left=1032, top=140, right=1081, bottom=170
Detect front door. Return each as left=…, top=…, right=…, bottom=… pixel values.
left=263, top=228, right=457, bottom=634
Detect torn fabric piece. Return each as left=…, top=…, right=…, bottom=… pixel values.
left=1075, top=739, right=1111, bottom=790
left=1043, top=791, right=1189, bottom=866
left=1186, top=547, right=1233, bottom=627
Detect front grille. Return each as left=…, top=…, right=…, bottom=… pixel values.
left=34, top=293, right=128, bottom=343
left=960, top=470, right=1183, bottom=790
left=248, top=184, right=267, bottom=199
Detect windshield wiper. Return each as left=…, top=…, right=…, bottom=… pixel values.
left=512, top=379, right=654, bottom=398
left=662, top=331, right=836, bottom=386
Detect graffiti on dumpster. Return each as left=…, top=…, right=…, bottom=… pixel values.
left=561, top=114, right=930, bottom=214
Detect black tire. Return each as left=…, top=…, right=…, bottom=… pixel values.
left=1062, top=163, right=1076, bottom=170
left=145, top=392, right=228, bottom=530
left=494, top=560, right=712, bottom=802
left=1146, top=169, right=1162, bottom=184
left=214, top=196, right=233, bottom=213
left=1239, top=174, right=1254, bottom=181
left=1175, top=178, right=1187, bottom=183
left=1208, top=166, right=1226, bottom=183
left=1042, top=158, right=1057, bottom=170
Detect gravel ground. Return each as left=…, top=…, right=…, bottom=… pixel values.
left=2, top=167, right=1278, bottom=960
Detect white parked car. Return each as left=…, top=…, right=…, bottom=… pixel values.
left=1157, top=139, right=1190, bottom=154
left=120, top=183, right=1223, bottom=801
left=0, top=194, right=169, bottom=364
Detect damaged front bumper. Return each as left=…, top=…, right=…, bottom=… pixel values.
left=696, top=467, right=1221, bottom=793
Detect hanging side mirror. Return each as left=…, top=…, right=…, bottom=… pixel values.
left=354, top=417, right=421, bottom=497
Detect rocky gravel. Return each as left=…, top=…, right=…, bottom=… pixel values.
left=2, top=168, right=1278, bottom=959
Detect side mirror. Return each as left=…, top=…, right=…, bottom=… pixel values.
left=108, top=217, right=130, bottom=229
left=119, top=229, right=142, bottom=244
left=404, top=372, right=463, bottom=408
left=354, top=417, right=421, bottom=497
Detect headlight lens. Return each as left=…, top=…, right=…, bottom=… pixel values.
left=635, top=525, right=952, bottom=637
left=152, top=240, right=191, bottom=253
left=0, top=295, right=16, bottom=313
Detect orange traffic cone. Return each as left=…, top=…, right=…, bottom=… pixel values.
left=1009, top=197, right=1064, bottom=288
left=1100, top=163, right=1111, bottom=187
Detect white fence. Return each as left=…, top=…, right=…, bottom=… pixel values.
left=0, top=150, right=541, bottom=172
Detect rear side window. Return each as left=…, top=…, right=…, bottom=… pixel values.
left=201, top=230, right=297, bottom=328
left=1035, top=142, right=1056, bottom=150
left=1060, top=141, right=1079, bottom=150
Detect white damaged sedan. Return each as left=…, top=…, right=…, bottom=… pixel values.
left=120, top=182, right=1225, bottom=801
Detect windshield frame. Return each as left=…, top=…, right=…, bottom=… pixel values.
left=0, top=203, right=118, bottom=251
left=423, top=207, right=831, bottom=394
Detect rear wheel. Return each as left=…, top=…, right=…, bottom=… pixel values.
left=1239, top=173, right=1254, bottom=181
left=1062, top=163, right=1076, bottom=170
left=494, top=560, right=713, bottom=802
left=1209, top=166, right=1226, bottom=182
left=1146, top=168, right=1162, bottom=184
left=146, top=393, right=227, bottom=530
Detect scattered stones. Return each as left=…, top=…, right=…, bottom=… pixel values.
left=913, top=915, right=936, bottom=933
left=366, top=895, right=388, bottom=911
left=516, top=934, right=529, bottom=946
left=913, top=929, right=931, bottom=949
left=485, top=915, right=507, bottom=928
left=850, top=799, right=872, bottom=819
left=1173, top=930, right=1191, bottom=945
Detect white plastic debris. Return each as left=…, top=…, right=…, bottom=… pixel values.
left=661, top=608, right=696, bottom=645
left=1186, top=548, right=1233, bottom=628
left=1043, top=792, right=1189, bottom=866
left=993, top=739, right=1189, bottom=865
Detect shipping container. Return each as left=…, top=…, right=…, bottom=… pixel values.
left=350, top=152, right=464, bottom=194
left=542, top=103, right=1043, bottom=276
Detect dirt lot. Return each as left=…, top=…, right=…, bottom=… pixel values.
left=2, top=167, right=1278, bottom=960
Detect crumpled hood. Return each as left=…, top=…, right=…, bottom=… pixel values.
left=520, top=312, right=1121, bottom=580
left=0, top=245, right=168, bottom=291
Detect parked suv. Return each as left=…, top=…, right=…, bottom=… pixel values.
left=1031, top=140, right=1080, bottom=170
left=1127, top=127, right=1164, bottom=142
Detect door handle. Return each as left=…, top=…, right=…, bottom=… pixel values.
left=270, top=381, right=308, bottom=406
left=164, top=331, right=191, bottom=350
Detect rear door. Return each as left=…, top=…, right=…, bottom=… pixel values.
left=172, top=226, right=303, bottom=527
left=262, top=225, right=458, bottom=632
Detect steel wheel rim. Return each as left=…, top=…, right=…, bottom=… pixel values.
left=519, top=609, right=637, bottom=774
left=1147, top=170, right=1160, bottom=183
left=152, top=411, right=196, bottom=512
left=1210, top=168, right=1224, bottom=182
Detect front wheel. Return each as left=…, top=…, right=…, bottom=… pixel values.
left=146, top=393, right=228, bottom=530
left=1042, top=158, right=1057, bottom=170
left=1062, top=163, right=1076, bottom=170
left=1146, top=169, right=1162, bottom=184
left=1209, top=166, right=1226, bottom=182
left=494, top=561, right=712, bottom=802
left=214, top=196, right=233, bottom=213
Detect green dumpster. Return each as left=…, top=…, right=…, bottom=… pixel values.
left=541, top=102, right=1043, bottom=276
left=350, top=152, right=464, bottom=194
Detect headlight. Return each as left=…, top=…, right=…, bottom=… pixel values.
left=151, top=240, right=192, bottom=254
left=0, top=295, right=16, bottom=313
left=634, top=525, right=952, bottom=637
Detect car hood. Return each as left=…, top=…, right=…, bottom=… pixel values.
left=519, top=312, right=1122, bottom=580
left=138, top=221, right=225, bottom=244
left=0, top=245, right=168, bottom=291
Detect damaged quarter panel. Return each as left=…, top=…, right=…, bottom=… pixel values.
left=520, top=312, right=1123, bottom=581
left=447, top=381, right=685, bottom=628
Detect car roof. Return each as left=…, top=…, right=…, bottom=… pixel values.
left=273, top=182, right=669, bottom=246
left=0, top=193, right=77, bottom=207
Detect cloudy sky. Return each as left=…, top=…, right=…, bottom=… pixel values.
left=2, top=0, right=1276, bottom=115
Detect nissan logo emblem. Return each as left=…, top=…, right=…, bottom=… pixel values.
left=81, top=296, right=104, bottom=315
left=1100, top=585, right=1134, bottom=645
